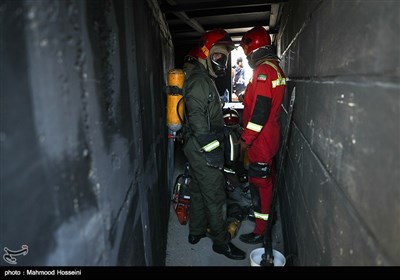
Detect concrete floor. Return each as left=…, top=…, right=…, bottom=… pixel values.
left=165, top=146, right=284, bottom=266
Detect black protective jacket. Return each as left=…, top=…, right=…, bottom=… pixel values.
left=183, top=62, right=224, bottom=150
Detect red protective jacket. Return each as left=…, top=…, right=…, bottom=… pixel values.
left=241, top=60, right=286, bottom=163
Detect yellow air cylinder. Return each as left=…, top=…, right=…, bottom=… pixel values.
left=166, top=69, right=185, bottom=132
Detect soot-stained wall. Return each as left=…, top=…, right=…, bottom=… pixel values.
left=0, top=0, right=173, bottom=265
left=277, top=0, right=399, bottom=265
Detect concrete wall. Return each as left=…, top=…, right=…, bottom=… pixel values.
left=0, top=0, right=173, bottom=266
left=277, top=0, right=400, bottom=265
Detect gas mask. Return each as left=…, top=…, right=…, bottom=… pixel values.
left=207, top=45, right=230, bottom=78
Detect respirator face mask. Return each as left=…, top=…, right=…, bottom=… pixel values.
left=210, top=51, right=229, bottom=77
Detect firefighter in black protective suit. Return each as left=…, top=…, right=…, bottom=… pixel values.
left=182, top=29, right=246, bottom=260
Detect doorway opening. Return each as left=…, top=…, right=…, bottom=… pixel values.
left=230, top=47, right=253, bottom=103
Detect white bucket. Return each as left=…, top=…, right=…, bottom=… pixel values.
left=250, top=248, right=286, bottom=267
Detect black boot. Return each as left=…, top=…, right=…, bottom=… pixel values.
left=239, top=232, right=263, bottom=244
left=188, top=233, right=206, bottom=245
left=212, top=242, right=246, bottom=260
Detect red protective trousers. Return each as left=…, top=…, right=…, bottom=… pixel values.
left=249, top=167, right=274, bottom=235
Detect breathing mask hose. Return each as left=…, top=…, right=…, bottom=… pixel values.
left=177, top=97, right=184, bottom=124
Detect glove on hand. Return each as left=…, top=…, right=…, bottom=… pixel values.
left=197, top=133, right=224, bottom=170
left=204, top=146, right=224, bottom=170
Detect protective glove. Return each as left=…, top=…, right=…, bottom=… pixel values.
left=197, top=133, right=224, bottom=170
left=204, top=146, right=224, bottom=170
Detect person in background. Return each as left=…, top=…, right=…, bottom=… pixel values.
left=232, top=57, right=246, bottom=102
left=182, top=29, right=246, bottom=260
left=238, top=26, right=287, bottom=244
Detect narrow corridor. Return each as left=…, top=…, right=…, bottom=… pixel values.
left=1, top=0, right=398, bottom=267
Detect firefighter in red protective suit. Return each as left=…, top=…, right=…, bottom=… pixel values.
left=238, top=26, right=286, bottom=244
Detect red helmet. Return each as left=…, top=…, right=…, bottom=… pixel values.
left=223, top=108, right=240, bottom=126
left=240, top=26, right=271, bottom=56
left=184, top=47, right=201, bottom=63
left=188, top=47, right=201, bottom=59
left=198, top=28, right=235, bottom=59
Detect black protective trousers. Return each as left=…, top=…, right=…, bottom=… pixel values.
left=183, top=137, right=229, bottom=245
